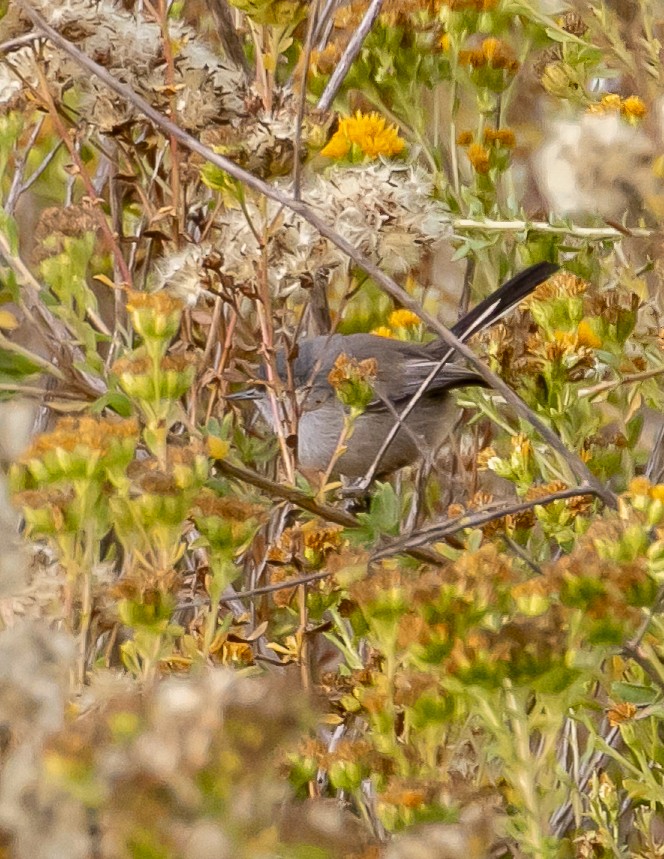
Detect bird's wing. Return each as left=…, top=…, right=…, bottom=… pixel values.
left=367, top=362, right=484, bottom=411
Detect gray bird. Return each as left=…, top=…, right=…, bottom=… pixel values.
left=229, top=262, right=558, bottom=479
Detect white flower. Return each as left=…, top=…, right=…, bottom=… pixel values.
left=150, top=245, right=210, bottom=305
left=0, top=0, right=245, bottom=130
left=211, top=162, right=452, bottom=294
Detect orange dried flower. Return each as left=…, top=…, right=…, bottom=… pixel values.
left=483, top=127, right=516, bottom=147
left=607, top=701, right=637, bottom=727
left=467, top=142, right=491, bottom=173
left=621, top=95, right=647, bottom=119
left=480, top=37, right=519, bottom=71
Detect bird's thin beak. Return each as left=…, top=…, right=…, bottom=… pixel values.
left=224, top=385, right=265, bottom=401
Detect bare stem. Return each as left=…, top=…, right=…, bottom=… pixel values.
left=371, top=485, right=598, bottom=559
left=316, top=0, right=383, bottom=111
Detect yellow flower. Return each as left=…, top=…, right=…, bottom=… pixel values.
left=321, top=111, right=406, bottom=160
left=389, top=308, right=421, bottom=328
left=476, top=446, right=497, bottom=470
left=309, top=43, right=341, bottom=76
left=621, top=95, right=647, bottom=121
left=650, top=484, right=664, bottom=502
left=598, top=93, right=622, bottom=112
left=456, top=130, right=474, bottom=146
left=319, top=133, right=351, bottom=159
left=480, top=36, right=519, bottom=72
left=607, top=701, right=637, bottom=727
left=588, top=94, right=647, bottom=123
left=467, top=142, right=490, bottom=173
left=576, top=320, right=602, bottom=349
left=372, top=326, right=395, bottom=338
left=628, top=476, right=651, bottom=496
left=511, top=433, right=531, bottom=457
left=484, top=127, right=516, bottom=147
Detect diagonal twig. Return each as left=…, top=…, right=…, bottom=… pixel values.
left=371, top=485, right=598, bottom=559
left=0, top=230, right=106, bottom=396
left=292, top=0, right=321, bottom=200
left=316, top=0, right=383, bottom=111
left=17, top=0, right=616, bottom=508
left=213, top=458, right=447, bottom=564
left=178, top=569, right=336, bottom=608
left=359, top=343, right=460, bottom=489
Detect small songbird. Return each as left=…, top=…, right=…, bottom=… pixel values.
left=229, top=262, right=558, bottom=479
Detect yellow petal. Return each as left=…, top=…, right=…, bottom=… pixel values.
left=0, top=310, right=18, bottom=330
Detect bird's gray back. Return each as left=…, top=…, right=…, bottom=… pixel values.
left=279, top=334, right=482, bottom=403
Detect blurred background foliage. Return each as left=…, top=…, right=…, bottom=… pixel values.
left=1, top=0, right=664, bottom=856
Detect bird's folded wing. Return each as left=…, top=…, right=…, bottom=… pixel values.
left=367, top=363, right=485, bottom=411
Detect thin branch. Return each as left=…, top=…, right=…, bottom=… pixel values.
left=0, top=230, right=106, bottom=396
left=213, top=457, right=447, bottom=564
left=292, top=0, right=320, bottom=200
left=312, top=0, right=341, bottom=48
left=625, top=582, right=664, bottom=652
left=216, top=458, right=363, bottom=528
left=550, top=586, right=664, bottom=838
left=5, top=114, right=45, bottom=214
left=17, top=139, right=63, bottom=195
left=0, top=333, right=66, bottom=381
left=32, top=61, right=133, bottom=285
left=578, top=366, right=664, bottom=399
left=371, top=485, right=598, bottom=559
left=316, top=0, right=383, bottom=111
left=358, top=344, right=460, bottom=489
left=0, top=382, right=83, bottom=399
left=0, top=32, right=41, bottom=52
left=178, top=569, right=335, bottom=608
left=550, top=722, right=621, bottom=836
left=17, top=0, right=617, bottom=508
left=453, top=217, right=652, bottom=240
left=145, top=0, right=182, bottom=241
left=502, top=532, right=542, bottom=575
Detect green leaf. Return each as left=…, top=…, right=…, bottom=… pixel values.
left=610, top=681, right=659, bottom=707
left=92, top=391, right=134, bottom=417
left=0, top=347, right=42, bottom=379
left=0, top=208, right=19, bottom=255
left=353, top=482, right=401, bottom=543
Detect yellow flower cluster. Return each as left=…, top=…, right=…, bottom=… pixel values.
left=547, top=324, right=601, bottom=356
left=467, top=143, right=491, bottom=173
left=457, top=127, right=516, bottom=148
left=458, top=37, right=519, bottom=72
left=576, top=319, right=602, bottom=349
left=308, top=43, right=341, bottom=76
left=527, top=270, right=589, bottom=303
left=372, top=308, right=422, bottom=339
left=588, top=94, right=647, bottom=122
left=483, top=127, right=516, bottom=146
left=321, top=111, right=406, bottom=160
left=628, top=476, right=664, bottom=502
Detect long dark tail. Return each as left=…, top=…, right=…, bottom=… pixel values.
left=445, top=261, right=559, bottom=343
